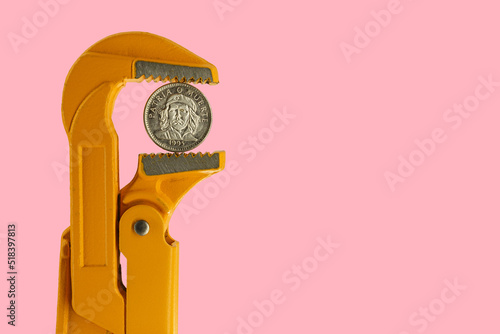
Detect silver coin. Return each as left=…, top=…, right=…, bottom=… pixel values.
left=143, top=83, right=212, bottom=152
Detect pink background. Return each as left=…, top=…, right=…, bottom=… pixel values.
left=1, top=0, right=500, bottom=333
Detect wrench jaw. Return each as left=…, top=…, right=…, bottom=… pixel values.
left=118, top=151, right=225, bottom=333
left=62, top=31, right=218, bottom=134
left=120, top=151, right=226, bottom=216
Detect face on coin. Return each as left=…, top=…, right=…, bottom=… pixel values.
left=168, top=102, right=190, bottom=130
left=143, top=83, right=212, bottom=152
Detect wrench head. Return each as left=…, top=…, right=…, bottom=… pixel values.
left=62, top=32, right=218, bottom=133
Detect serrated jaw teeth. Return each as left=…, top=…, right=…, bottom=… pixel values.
left=135, top=61, right=214, bottom=84
left=140, top=152, right=223, bottom=175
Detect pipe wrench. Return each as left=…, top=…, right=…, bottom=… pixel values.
left=55, top=32, right=224, bottom=334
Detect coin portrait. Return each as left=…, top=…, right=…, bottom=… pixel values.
left=144, top=83, right=212, bottom=152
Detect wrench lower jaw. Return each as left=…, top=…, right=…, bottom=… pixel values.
left=119, top=151, right=225, bottom=215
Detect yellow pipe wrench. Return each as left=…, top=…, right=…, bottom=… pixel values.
left=55, top=32, right=225, bottom=334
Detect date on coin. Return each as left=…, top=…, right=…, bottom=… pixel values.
left=144, top=82, right=212, bottom=152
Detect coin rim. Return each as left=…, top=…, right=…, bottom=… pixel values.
left=143, top=82, right=212, bottom=152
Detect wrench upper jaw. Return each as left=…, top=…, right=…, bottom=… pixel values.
left=62, top=31, right=218, bottom=134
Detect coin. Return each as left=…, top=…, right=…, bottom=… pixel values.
left=143, top=83, right=212, bottom=152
